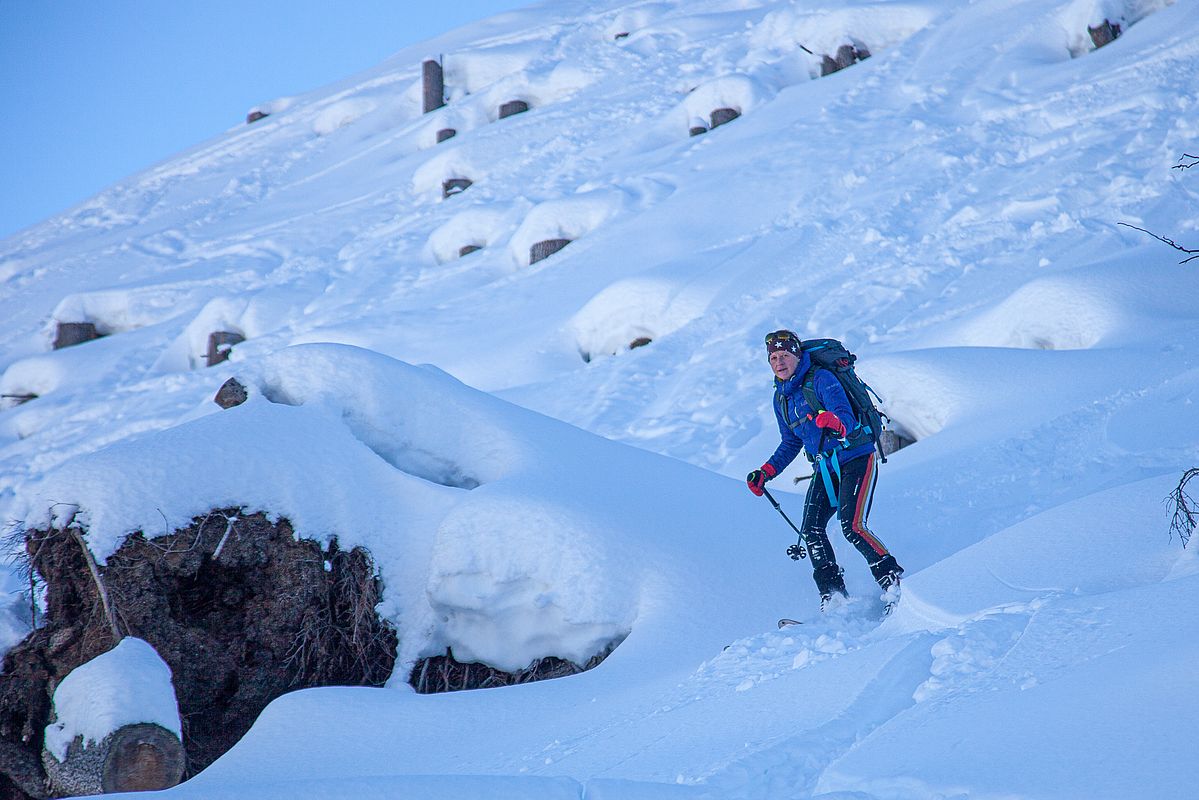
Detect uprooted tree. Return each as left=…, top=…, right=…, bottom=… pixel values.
left=0, top=510, right=397, bottom=800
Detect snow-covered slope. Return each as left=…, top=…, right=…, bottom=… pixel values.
left=2, top=0, right=1198, bottom=798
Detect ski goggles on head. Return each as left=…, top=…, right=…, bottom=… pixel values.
left=765, top=329, right=802, bottom=357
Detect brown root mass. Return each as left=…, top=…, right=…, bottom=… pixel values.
left=0, top=511, right=396, bottom=799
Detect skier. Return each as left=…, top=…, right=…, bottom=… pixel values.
left=746, top=329, right=903, bottom=609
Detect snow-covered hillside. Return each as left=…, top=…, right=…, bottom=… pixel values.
left=2, top=0, right=1198, bottom=798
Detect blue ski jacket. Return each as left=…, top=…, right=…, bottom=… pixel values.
left=766, top=351, right=874, bottom=475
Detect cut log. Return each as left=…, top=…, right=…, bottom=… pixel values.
left=442, top=178, right=473, bottom=198
left=206, top=331, right=245, bottom=368
left=530, top=238, right=571, bottom=265
left=880, top=429, right=915, bottom=457
left=213, top=378, right=248, bottom=409
left=1088, top=19, right=1121, bottom=49
left=709, top=107, right=740, bottom=129
left=436, top=128, right=457, bottom=143
left=53, top=322, right=102, bottom=350
left=498, top=100, right=529, bottom=119
left=821, top=44, right=867, bottom=76
left=42, top=723, right=184, bottom=797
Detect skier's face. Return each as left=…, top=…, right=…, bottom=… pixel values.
left=769, top=350, right=798, bottom=380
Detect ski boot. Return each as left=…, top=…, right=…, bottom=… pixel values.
left=870, top=555, right=903, bottom=615
left=813, top=563, right=848, bottom=612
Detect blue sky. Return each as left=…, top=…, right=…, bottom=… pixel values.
left=0, top=0, right=529, bottom=240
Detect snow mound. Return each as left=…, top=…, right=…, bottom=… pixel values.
left=426, top=203, right=526, bottom=263
left=13, top=343, right=767, bottom=676
left=311, top=98, right=379, bottom=136
left=413, top=145, right=488, bottom=198
left=748, top=1, right=937, bottom=63
left=509, top=187, right=631, bottom=265
left=677, top=74, right=775, bottom=133
left=568, top=247, right=730, bottom=361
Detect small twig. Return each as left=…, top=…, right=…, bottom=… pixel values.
left=1172, top=153, right=1199, bottom=170
left=1118, top=222, right=1199, bottom=264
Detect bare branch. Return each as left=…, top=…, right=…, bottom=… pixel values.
left=1168, top=468, right=1199, bottom=548
left=1172, top=153, right=1199, bottom=170
left=1118, top=222, right=1199, bottom=264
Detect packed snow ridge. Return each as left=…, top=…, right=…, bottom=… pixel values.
left=1, top=0, right=1198, bottom=798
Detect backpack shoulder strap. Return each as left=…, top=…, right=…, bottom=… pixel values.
left=800, top=367, right=824, bottom=415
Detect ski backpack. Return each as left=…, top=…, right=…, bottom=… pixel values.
left=799, top=338, right=890, bottom=463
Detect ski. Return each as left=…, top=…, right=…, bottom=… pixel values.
left=777, top=618, right=803, bottom=628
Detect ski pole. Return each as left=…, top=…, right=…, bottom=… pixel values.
left=761, top=487, right=807, bottom=559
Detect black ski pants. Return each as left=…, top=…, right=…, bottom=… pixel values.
left=800, top=452, right=897, bottom=591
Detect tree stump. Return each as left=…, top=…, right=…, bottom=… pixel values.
left=422, top=59, right=445, bottom=114
left=709, top=108, right=740, bottom=129
left=458, top=244, right=483, bottom=258
left=205, top=331, right=245, bottom=368
left=246, top=110, right=269, bottom=124
left=1088, top=20, right=1121, bottom=49
left=53, top=322, right=102, bottom=350
left=436, top=128, right=457, bottom=143
left=442, top=178, right=473, bottom=198
left=498, top=100, right=529, bottom=119
left=530, top=238, right=571, bottom=265
left=42, top=723, right=184, bottom=797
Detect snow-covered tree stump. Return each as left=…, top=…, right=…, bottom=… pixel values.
left=41, top=639, right=184, bottom=797
left=436, top=128, right=457, bottom=143
left=459, top=244, right=483, bottom=257
left=246, top=110, right=269, bottom=124
left=206, top=331, right=244, bottom=367
left=422, top=59, right=445, bottom=113
left=53, top=322, right=102, bottom=350
left=499, top=100, right=529, bottom=119
left=530, top=238, right=571, bottom=264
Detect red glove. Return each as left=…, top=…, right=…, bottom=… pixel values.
left=814, top=411, right=846, bottom=438
left=746, top=463, right=777, bottom=496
